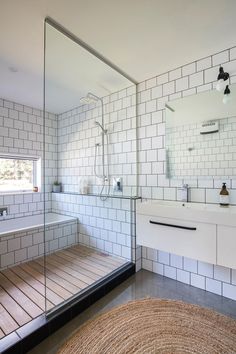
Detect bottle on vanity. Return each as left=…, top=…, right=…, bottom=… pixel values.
left=219, top=183, right=229, bottom=206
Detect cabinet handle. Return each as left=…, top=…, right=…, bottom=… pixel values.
left=149, top=220, right=197, bottom=231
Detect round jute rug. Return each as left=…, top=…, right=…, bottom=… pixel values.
left=57, top=298, right=236, bottom=354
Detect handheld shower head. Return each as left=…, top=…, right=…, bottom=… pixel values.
left=95, top=121, right=107, bottom=134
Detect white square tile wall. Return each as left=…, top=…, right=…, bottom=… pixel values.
left=51, top=193, right=139, bottom=264
left=0, top=99, right=57, bottom=218
left=57, top=85, right=137, bottom=197
left=139, top=45, right=236, bottom=301
left=166, top=117, right=236, bottom=179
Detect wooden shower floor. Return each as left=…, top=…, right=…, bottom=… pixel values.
left=0, top=245, right=126, bottom=339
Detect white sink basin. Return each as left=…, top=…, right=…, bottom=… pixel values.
left=137, top=200, right=236, bottom=226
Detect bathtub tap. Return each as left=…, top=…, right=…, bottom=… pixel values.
left=0, top=207, right=8, bottom=217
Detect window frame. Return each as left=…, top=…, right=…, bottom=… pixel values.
left=0, top=153, right=41, bottom=194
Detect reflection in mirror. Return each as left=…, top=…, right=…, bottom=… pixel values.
left=165, top=84, right=236, bottom=178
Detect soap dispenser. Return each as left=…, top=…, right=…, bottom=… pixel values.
left=220, top=183, right=229, bottom=206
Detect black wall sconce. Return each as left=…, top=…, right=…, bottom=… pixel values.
left=216, top=66, right=231, bottom=104
left=216, top=66, right=230, bottom=92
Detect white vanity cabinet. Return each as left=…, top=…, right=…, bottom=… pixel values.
left=217, top=225, right=236, bottom=269
left=136, top=200, right=236, bottom=269
left=137, top=214, right=216, bottom=264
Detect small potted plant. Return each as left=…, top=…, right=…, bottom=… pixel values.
left=52, top=181, right=62, bottom=193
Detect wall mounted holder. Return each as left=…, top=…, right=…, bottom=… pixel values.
left=113, top=177, right=122, bottom=192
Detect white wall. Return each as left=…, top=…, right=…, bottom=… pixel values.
left=138, top=46, right=236, bottom=300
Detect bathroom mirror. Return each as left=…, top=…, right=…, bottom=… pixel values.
left=165, top=84, right=236, bottom=178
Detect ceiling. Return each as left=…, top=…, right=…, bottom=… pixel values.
left=45, top=23, right=133, bottom=113
left=1, top=0, right=236, bottom=113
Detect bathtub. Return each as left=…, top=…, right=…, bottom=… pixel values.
left=0, top=212, right=77, bottom=237
left=0, top=213, right=78, bottom=269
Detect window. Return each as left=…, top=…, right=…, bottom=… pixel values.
left=0, top=155, right=41, bottom=193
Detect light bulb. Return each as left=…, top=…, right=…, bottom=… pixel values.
left=216, top=79, right=225, bottom=92
left=223, top=94, right=231, bottom=104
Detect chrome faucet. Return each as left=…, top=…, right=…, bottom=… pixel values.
left=0, top=207, right=8, bottom=217
left=178, top=184, right=189, bottom=202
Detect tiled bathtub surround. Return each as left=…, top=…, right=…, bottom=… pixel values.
left=0, top=219, right=77, bottom=269
left=138, top=45, right=236, bottom=300
left=57, top=85, right=137, bottom=196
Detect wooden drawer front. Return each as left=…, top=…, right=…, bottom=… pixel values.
left=137, top=214, right=216, bottom=264
left=217, top=225, right=236, bottom=269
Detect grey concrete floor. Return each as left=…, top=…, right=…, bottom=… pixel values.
left=28, top=270, right=236, bottom=354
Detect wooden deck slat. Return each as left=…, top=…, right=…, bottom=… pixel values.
left=10, top=266, right=64, bottom=306
left=57, top=248, right=106, bottom=277
left=0, top=244, right=127, bottom=340
left=71, top=246, right=125, bottom=269
left=60, top=247, right=123, bottom=276
left=0, top=272, right=42, bottom=318
left=72, top=248, right=120, bottom=270
left=62, top=249, right=110, bottom=276
left=19, top=263, right=72, bottom=300
left=51, top=252, right=100, bottom=282
left=60, top=247, right=125, bottom=277
left=47, top=255, right=94, bottom=286
left=77, top=245, right=125, bottom=266
left=0, top=304, right=19, bottom=335
left=0, top=286, right=31, bottom=326
left=0, top=328, right=4, bottom=339
left=68, top=248, right=118, bottom=272
left=35, top=258, right=87, bottom=290
left=30, top=261, right=81, bottom=294
left=2, top=269, right=52, bottom=311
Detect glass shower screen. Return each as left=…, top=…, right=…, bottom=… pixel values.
left=44, top=18, right=137, bottom=314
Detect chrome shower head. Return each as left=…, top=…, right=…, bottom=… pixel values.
left=80, top=96, right=92, bottom=104
left=80, top=92, right=102, bottom=105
